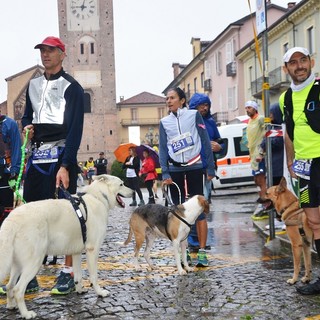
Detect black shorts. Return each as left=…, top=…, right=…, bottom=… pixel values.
left=299, top=157, right=320, bottom=208
left=23, top=157, right=77, bottom=202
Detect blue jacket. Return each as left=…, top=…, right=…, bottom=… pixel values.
left=0, top=116, right=22, bottom=175
left=189, top=93, right=222, bottom=168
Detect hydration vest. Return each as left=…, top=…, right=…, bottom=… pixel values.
left=284, top=79, right=320, bottom=141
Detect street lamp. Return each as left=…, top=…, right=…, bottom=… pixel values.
left=145, top=127, right=159, bottom=146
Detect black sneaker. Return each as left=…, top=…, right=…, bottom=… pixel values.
left=26, top=277, right=39, bottom=293
left=297, top=278, right=320, bottom=295
left=0, top=276, right=39, bottom=295
left=50, top=271, right=75, bottom=295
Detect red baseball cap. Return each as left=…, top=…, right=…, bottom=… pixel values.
left=34, top=36, right=65, bottom=52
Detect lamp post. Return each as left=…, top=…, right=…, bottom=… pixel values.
left=145, top=127, right=159, bottom=146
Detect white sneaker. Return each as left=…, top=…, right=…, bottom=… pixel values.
left=265, top=219, right=285, bottom=230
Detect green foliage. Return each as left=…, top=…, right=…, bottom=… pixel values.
left=110, top=160, right=145, bottom=187
left=110, top=160, right=126, bottom=181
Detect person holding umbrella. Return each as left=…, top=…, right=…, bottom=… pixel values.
left=122, top=146, right=144, bottom=207
left=139, top=149, right=157, bottom=204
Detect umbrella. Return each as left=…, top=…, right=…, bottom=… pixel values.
left=136, top=144, right=160, bottom=168
left=113, top=143, right=137, bottom=163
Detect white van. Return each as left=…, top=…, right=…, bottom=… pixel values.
left=212, top=123, right=254, bottom=189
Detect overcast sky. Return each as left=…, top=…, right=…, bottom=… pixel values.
left=0, top=0, right=294, bottom=103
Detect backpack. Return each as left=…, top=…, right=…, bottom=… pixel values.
left=284, top=79, right=320, bottom=140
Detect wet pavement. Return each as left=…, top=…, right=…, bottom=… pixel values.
left=1, top=186, right=320, bottom=319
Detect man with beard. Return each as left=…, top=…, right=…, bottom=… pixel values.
left=280, top=47, right=320, bottom=295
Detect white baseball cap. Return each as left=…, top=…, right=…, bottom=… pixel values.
left=245, top=100, right=258, bottom=110
left=283, top=47, right=310, bottom=63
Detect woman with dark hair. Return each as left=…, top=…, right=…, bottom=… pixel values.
left=159, top=87, right=215, bottom=267
left=122, top=147, right=145, bottom=206
left=139, top=149, right=157, bottom=204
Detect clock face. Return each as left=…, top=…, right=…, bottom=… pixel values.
left=70, top=0, right=96, bottom=20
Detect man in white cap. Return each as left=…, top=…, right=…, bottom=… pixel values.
left=280, top=46, right=320, bottom=295
left=245, top=100, right=271, bottom=217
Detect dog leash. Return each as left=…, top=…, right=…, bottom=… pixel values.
left=161, top=182, right=192, bottom=241
left=162, top=182, right=181, bottom=206
left=56, top=185, right=88, bottom=244
left=8, top=129, right=29, bottom=205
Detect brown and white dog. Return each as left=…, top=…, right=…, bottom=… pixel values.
left=266, top=177, right=313, bottom=284
left=123, top=195, right=209, bottom=275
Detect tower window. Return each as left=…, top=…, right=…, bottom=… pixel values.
left=84, top=92, right=91, bottom=113
left=80, top=43, right=84, bottom=55
left=90, top=43, right=95, bottom=54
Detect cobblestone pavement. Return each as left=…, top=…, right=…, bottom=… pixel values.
left=1, top=188, right=320, bottom=319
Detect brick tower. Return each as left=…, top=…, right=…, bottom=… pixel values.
left=57, top=0, right=118, bottom=162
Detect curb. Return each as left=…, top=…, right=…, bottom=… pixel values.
left=252, top=215, right=318, bottom=258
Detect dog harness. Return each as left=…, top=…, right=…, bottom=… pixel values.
left=56, top=185, right=88, bottom=243
left=166, top=207, right=193, bottom=242
left=278, top=200, right=308, bottom=239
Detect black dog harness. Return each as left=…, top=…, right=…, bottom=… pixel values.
left=56, top=185, right=88, bottom=243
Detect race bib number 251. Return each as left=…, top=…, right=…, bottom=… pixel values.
left=171, top=132, right=194, bottom=155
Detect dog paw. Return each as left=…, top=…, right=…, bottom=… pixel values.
left=178, top=269, right=187, bottom=276
left=301, top=276, right=311, bottom=283
left=21, top=310, right=37, bottom=319
left=185, top=266, right=195, bottom=273
left=287, top=278, right=297, bottom=285
left=76, top=286, right=88, bottom=294
left=97, top=288, right=110, bottom=297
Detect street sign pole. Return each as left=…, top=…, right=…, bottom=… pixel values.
left=256, top=0, right=274, bottom=239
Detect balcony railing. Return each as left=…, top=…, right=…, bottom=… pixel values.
left=251, top=66, right=290, bottom=97
left=120, top=118, right=160, bottom=126
left=213, top=111, right=229, bottom=125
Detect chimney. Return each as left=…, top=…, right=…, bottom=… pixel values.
left=287, top=2, right=296, bottom=9
left=120, top=96, right=124, bottom=102
left=190, top=37, right=201, bottom=58
left=172, top=63, right=180, bottom=79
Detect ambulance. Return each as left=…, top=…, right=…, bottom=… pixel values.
left=212, top=123, right=254, bottom=189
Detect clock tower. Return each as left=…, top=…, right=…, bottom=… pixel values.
left=58, top=0, right=118, bottom=161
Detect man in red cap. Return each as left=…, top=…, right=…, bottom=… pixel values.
left=19, top=36, right=84, bottom=295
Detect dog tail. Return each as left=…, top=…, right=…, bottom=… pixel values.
left=123, top=226, right=133, bottom=246
left=0, top=221, right=16, bottom=283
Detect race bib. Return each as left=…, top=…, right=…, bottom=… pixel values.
left=32, top=146, right=59, bottom=164
left=171, top=132, right=194, bottom=155
left=292, top=159, right=312, bottom=180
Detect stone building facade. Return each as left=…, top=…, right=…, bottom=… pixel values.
left=57, top=0, right=118, bottom=162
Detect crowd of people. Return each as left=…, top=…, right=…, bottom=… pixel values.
left=0, top=37, right=319, bottom=298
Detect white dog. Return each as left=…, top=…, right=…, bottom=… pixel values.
left=0, top=174, right=132, bottom=319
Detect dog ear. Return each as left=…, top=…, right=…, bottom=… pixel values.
left=277, top=177, right=287, bottom=193
left=199, top=196, right=210, bottom=214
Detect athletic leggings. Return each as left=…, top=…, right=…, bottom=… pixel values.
left=145, top=179, right=154, bottom=198
left=126, top=176, right=143, bottom=201
left=169, top=168, right=203, bottom=204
